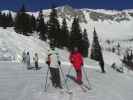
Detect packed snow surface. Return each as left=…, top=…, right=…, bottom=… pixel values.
left=0, top=28, right=133, bottom=100
left=0, top=60, right=133, bottom=100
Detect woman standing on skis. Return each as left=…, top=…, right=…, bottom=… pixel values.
left=69, top=47, right=84, bottom=84
left=46, top=45, right=62, bottom=89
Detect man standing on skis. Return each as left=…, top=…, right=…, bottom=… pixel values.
left=69, top=47, right=84, bottom=84
left=46, top=45, right=62, bottom=89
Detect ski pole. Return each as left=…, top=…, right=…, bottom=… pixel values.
left=59, top=65, right=69, bottom=90
left=82, top=66, right=91, bottom=88
left=44, top=66, right=50, bottom=92
left=65, top=66, right=72, bottom=83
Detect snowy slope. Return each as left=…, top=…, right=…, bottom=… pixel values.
left=1, top=6, right=133, bottom=66
left=0, top=7, right=133, bottom=100
left=1, top=6, right=133, bottom=59
left=0, top=27, right=49, bottom=62
left=0, top=27, right=74, bottom=65
left=0, top=26, right=133, bottom=100
left=0, top=58, right=133, bottom=100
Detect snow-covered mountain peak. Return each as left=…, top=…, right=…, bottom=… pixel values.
left=57, top=5, right=74, bottom=11
left=56, top=5, right=87, bottom=23
left=1, top=5, right=133, bottom=40
left=2, top=5, right=133, bottom=23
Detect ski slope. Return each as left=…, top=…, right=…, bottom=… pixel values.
left=0, top=28, right=72, bottom=64
left=0, top=59, right=133, bottom=100
left=0, top=27, right=51, bottom=63
left=0, top=16, right=133, bottom=99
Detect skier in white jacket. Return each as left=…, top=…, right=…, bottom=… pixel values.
left=26, top=52, right=31, bottom=69
left=46, top=46, right=62, bottom=89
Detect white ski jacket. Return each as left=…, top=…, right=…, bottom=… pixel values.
left=46, top=49, right=60, bottom=68
left=26, top=54, right=30, bottom=66
left=34, top=55, right=38, bottom=62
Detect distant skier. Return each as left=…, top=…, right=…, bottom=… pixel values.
left=69, top=47, right=83, bottom=84
left=99, top=57, right=106, bottom=73
left=26, top=52, right=31, bottom=69
left=33, top=53, right=39, bottom=70
left=22, top=50, right=26, bottom=63
left=46, top=45, right=62, bottom=89
left=111, top=62, right=116, bottom=70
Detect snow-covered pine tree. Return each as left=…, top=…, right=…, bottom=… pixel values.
left=14, top=4, right=32, bottom=35
left=91, top=28, right=103, bottom=62
left=0, top=12, right=2, bottom=26
left=60, top=18, right=69, bottom=48
left=48, top=5, right=61, bottom=47
left=69, top=17, right=82, bottom=51
left=81, top=29, right=90, bottom=57
left=30, top=14, right=36, bottom=32
left=8, top=12, right=14, bottom=27
left=91, top=28, right=105, bottom=73
left=0, top=11, right=14, bottom=28
left=2, top=13, right=8, bottom=29
left=0, top=12, right=14, bottom=29
left=37, top=10, right=47, bottom=41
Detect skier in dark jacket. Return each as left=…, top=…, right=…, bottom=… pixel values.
left=33, top=53, right=39, bottom=70
left=69, top=47, right=83, bottom=84
left=46, top=46, right=62, bottom=89
left=22, top=50, right=26, bottom=63
left=99, top=58, right=105, bottom=73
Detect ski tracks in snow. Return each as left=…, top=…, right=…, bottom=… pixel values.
left=0, top=62, right=133, bottom=100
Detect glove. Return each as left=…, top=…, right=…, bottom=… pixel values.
left=58, top=61, right=61, bottom=66
left=81, top=63, right=84, bottom=66
left=70, top=60, right=73, bottom=64
left=46, top=61, right=50, bottom=66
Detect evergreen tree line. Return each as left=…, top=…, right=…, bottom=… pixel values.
left=48, top=6, right=90, bottom=57
left=0, top=12, right=14, bottom=29
left=13, top=5, right=90, bottom=57
left=0, top=5, right=104, bottom=62
left=14, top=5, right=37, bottom=35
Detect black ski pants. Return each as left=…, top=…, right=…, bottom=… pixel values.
left=49, top=67, right=62, bottom=88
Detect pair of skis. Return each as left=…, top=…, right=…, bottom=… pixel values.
left=44, top=65, right=91, bottom=93
left=45, top=76, right=91, bottom=94
left=80, top=83, right=91, bottom=92
left=66, top=75, right=91, bottom=92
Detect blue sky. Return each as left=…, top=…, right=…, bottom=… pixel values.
left=0, top=0, right=133, bottom=11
